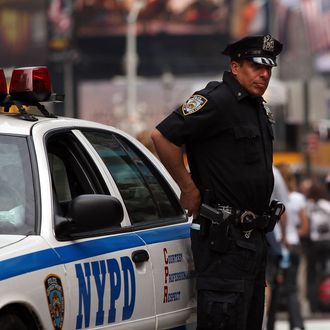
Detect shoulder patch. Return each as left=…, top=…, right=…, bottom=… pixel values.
left=182, top=94, right=208, bottom=116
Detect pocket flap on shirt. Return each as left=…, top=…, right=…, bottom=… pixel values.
left=234, top=126, right=259, bottom=139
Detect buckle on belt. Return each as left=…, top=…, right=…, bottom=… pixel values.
left=240, top=211, right=256, bottom=238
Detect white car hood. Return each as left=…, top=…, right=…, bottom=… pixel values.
left=0, top=235, right=26, bottom=249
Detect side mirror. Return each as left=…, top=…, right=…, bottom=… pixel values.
left=55, top=194, right=124, bottom=240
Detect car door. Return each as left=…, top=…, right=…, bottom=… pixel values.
left=45, top=129, right=156, bottom=330
left=80, top=130, right=196, bottom=329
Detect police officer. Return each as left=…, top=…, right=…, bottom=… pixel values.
left=151, top=34, right=283, bottom=329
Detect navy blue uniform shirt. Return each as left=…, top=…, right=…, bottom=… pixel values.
left=156, top=71, right=274, bottom=214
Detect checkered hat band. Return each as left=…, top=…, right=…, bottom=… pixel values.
left=252, top=57, right=276, bottom=67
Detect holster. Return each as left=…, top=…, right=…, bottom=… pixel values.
left=199, top=203, right=231, bottom=253
left=208, top=220, right=231, bottom=253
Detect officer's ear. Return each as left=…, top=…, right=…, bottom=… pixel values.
left=230, top=60, right=240, bottom=76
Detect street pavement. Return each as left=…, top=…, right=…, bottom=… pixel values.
left=275, top=318, right=330, bottom=329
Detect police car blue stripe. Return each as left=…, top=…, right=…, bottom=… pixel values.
left=0, top=223, right=190, bottom=281
left=137, top=223, right=190, bottom=244
left=56, top=232, right=144, bottom=264
left=0, top=233, right=144, bottom=281
left=0, top=248, right=60, bottom=281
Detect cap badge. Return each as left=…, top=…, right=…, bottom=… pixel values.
left=182, top=94, right=208, bottom=116
left=263, top=35, right=274, bottom=52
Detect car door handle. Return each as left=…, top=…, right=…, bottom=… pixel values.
left=131, top=249, right=149, bottom=263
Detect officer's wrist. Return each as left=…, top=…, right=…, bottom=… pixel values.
left=181, top=181, right=196, bottom=194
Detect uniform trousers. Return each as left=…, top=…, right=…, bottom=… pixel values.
left=191, top=223, right=268, bottom=330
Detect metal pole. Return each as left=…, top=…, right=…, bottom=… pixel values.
left=125, top=1, right=145, bottom=133
left=304, top=80, right=311, bottom=177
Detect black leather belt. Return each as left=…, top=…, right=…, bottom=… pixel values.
left=214, top=204, right=270, bottom=231
left=196, top=201, right=285, bottom=238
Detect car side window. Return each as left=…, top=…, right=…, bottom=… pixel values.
left=47, top=131, right=109, bottom=218
left=82, top=130, right=185, bottom=226
left=0, top=135, right=36, bottom=235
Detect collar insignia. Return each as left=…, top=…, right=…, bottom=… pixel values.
left=182, top=94, right=208, bottom=116
left=264, top=105, right=275, bottom=124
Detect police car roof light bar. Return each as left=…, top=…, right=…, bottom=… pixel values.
left=0, top=69, right=8, bottom=101
left=1, top=66, right=64, bottom=121
left=9, top=66, right=52, bottom=103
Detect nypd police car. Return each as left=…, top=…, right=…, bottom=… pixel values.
left=0, top=67, right=196, bottom=329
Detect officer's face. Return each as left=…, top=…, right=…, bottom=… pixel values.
left=231, top=60, right=272, bottom=96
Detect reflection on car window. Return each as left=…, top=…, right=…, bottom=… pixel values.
left=0, top=135, right=35, bottom=235
left=48, top=153, right=72, bottom=203
left=82, top=131, right=185, bottom=225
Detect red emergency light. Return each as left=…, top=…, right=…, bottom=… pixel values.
left=9, top=66, right=52, bottom=102
left=0, top=69, right=8, bottom=101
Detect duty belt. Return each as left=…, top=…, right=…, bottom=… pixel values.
left=198, top=201, right=285, bottom=238
left=214, top=204, right=270, bottom=238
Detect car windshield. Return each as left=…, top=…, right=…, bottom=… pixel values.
left=0, top=135, right=36, bottom=235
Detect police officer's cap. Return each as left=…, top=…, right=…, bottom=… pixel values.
left=222, top=34, right=283, bottom=67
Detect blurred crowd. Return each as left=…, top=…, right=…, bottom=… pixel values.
left=264, top=163, right=330, bottom=330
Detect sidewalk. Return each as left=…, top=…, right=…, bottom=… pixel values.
left=275, top=319, right=330, bottom=329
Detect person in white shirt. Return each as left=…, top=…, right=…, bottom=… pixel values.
left=267, top=164, right=309, bottom=330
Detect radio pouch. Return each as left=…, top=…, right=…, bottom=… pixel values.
left=264, top=215, right=277, bottom=233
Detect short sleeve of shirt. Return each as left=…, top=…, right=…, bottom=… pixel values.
left=271, top=166, right=289, bottom=203
left=156, top=89, right=221, bottom=146
left=294, top=192, right=307, bottom=210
